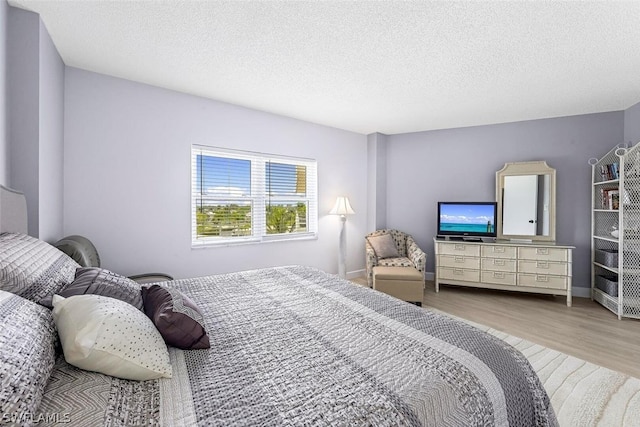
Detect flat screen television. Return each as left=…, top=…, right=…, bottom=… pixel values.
left=437, top=201, right=498, bottom=240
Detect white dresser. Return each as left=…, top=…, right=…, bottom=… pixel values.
left=434, top=238, right=575, bottom=306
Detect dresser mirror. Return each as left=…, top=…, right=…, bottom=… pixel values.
left=496, top=161, right=556, bottom=241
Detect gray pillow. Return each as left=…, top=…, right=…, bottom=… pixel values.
left=0, top=290, right=57, bottom=420
left=0, top=232, right=79, bottom=307
left=367, top=233, right=399, bottom=259
left=58, top=267, right=143, bottom=311
left=141, top=284, right=210, bottom=350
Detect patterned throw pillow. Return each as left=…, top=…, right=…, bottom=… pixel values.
left=0, top=290, right=57, bottom=422
left=367, top=233, right=400, bottom=259
left=0, top=232, right=79, bottom=307
left=52, top=294, right=172, bottom=381
left=58, top=267, right=143, bottom=310
left=142, top=285, right=210, bottom=350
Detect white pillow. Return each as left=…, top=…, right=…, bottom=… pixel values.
left=52, top=294, right=172, bottom=381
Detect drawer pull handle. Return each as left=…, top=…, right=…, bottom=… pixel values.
left=494, top=247, right=505, bottom=253
left=537, top=248, right=549, bottom=255
left=537, top=261, right=549, bottom=269
left=493, top=272, right=505, bottom=279
left=494, top=259, right=505, bottom=266
left=454, top=256, right=465, bottom=263
left=536, top=275, right=549, bottom=282
left=453, top=268, right=464, bottom=275
left=454, top=244, right=465, bottom=251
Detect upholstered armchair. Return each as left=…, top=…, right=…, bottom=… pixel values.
left=365, top=229, right=427, bottom=288
left=54, top=235, right=173, bottom=284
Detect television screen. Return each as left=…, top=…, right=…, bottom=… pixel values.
left=437, top=202, right=497, bottom=239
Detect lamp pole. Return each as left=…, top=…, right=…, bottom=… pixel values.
left=330, top=196, right=355, bottom=279
left=338, top=214, right=347, bottom=278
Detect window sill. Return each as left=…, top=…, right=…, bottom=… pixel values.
left=191, top=232, right=317, bottom=249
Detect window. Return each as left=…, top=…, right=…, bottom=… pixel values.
left=191, top=145, right=317, bottom=246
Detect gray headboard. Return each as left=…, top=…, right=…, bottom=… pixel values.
left=0, top=185, right=28, bottom=234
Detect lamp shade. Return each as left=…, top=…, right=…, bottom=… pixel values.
left=330, top=196, right=355, bottom=215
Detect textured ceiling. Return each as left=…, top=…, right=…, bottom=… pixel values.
left=9, top=0, right=640, bottom=135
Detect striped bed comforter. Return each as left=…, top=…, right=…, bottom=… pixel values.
left=39, top=265, right=558, bottom=426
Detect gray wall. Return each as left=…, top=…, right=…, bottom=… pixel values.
left=385, top=112, right=624, bottom=295
left=366, top=132, right=388, bottom=232
left=8, top=7, right=40, bottom=235
left=624, top=101, right=640, bottom=144
left=3, top=3, right=640, bottom=288
left=63, top=67, right=368, bottom=279
left=0, top=0, right=7, bottom=186
left=37, top=19, right=65, bottom=242
left=6, top=6, right=65, bottom=240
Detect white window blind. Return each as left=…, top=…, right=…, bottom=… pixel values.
left=191, top=145, right=317, bottom=246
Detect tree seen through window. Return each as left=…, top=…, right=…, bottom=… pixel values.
left=193, top=150, right=314, bottom=242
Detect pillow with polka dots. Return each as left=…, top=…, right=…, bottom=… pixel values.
left=51, top=294, right=172, bottom=381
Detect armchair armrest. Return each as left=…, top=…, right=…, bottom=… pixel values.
left=365, top=241, right=378, bottom=287
left=406, top=236, right=427, bottom=277
left=128, top=273, right=174, bottom=284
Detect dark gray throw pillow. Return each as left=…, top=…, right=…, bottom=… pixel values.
left=141, top=284, right=210, bottom=350
left=58, top=267, right=143, bottom=310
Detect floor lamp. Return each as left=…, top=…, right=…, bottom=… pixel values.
left=330, top=196, right=355, bottom=278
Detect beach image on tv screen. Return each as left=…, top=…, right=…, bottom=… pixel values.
left=440, top=204, right=495, bottom=233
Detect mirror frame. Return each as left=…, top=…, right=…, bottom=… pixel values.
left=496, top=161, right=556, bottom=242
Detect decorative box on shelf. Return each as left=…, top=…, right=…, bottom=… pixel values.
left=595, top=249, right=618, bottom=268
left=595, top=274, right=619, bottom=297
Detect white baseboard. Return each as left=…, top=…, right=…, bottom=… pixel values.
left=347, top=269, right=366, bottom=279
left=348, top=269, right=589, bottom=298
left=348, top=269, right=434, bottom=281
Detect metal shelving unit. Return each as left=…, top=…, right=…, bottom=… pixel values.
left=590, top=143, right=640, bottom=319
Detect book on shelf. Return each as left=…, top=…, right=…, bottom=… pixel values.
left=612, top=162, right=619, bottom=179
left=600, top=163, right=620, bottom=181
left=609, top=190, right=620, bottom=210
left=600, top=188, right=620, bottom=210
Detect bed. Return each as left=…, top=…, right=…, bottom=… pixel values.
left=0, top=185, right=558, bottom=426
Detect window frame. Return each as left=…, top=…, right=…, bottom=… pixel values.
left=191, top=145, right=318, bottom=247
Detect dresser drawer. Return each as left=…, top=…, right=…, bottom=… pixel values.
left=518, top=247, right=568, bottom=262
left=438, top=267, right=480, bottom=283
left=481, top=257, right=517, bottom=272
left=438, top=243, right=480, bottom=257
left=481, top=271, right=516, bottom=286
left=518, top=273, right=568, bottom=290
left=481, top=245, right=517, bottom=259
left=439, top=254, right=480, bottom=269
left=518, top=260, right=568, bottom=276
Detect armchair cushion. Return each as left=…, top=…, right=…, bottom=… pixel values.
left=378, top=257, right=414, bottom=268
left=366, top=233, right=399, bottom=259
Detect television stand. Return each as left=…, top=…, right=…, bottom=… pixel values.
left=433, top=237, right=575, bottom=306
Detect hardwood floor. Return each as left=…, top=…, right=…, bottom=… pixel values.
left=352, top=278, right=640, bottom=379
